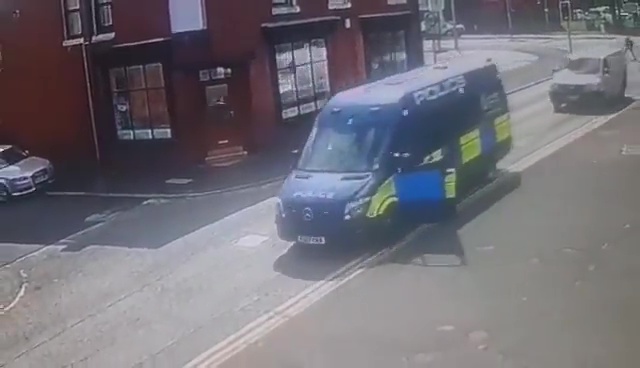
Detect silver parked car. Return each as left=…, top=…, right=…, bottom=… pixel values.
left=0, top=145, right=54, bottom=201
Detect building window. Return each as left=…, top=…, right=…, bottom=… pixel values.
left=109, top=63, right=172, bottom=141
left=366, top=31, right=408, bottom=81
left=94, top=0, right=114, bottom=34
left=273, top=0, right=295, bottom=7
left=275, top=39, right=331, bottom=120
left=329, top=0, right=351, bottom=9
left=63, top=0, right=83, bottom=39
left=272, top=0, right=300, bottom=14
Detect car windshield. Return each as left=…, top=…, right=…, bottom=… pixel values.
left=566, top=57, right=601, bottom=75
left=0, top=146, right=28, bottom=169
left=297, top=118, right=389, bottom=173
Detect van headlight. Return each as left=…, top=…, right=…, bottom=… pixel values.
left=344, top=197, right=371, bottom=220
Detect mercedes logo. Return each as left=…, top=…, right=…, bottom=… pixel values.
left=302, top=207, right=314, bottom=221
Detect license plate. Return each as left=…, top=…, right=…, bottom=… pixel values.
left=566, top=95, right=579, bottom=101
left=34, top=174, right=47, bottom=184
left=297, top=236, right=326, bottom=244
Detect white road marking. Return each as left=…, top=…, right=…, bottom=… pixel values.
left=185, top=100, right=636, bottom=368
left=0, top=269, right=28, bottom=315
left=166, top=178, right=194, bottom=185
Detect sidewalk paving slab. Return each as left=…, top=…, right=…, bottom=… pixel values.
left=218, top=102, right=640, bottom=368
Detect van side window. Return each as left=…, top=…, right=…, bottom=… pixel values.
left=394, top=95, right=481, bottom=166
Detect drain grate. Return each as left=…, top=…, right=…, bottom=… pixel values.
left=621, top=144, right=640, bottom=155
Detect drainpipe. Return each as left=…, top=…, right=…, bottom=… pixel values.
left=81, top=41, right=101, bottom=163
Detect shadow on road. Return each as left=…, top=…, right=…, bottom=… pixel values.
left=559, top=97, right=634, bottom=116
left=273, top=217, right=419, bottom=282
left=59, top=183, right=280, bottom=252
left=272, top=172, right=521, bottom=281
left=387, top=171, right=522, bottom=268
left=0, top=193, right=140, bottom=264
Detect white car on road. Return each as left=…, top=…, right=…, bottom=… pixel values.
left=0, top=145, right=54, bottom=201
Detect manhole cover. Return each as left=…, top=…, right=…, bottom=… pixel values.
left=234, top=234, right=268, bottom=248
left=411, top=254, right=464, bottom=267
left=621, top=145, right=640, bottom=155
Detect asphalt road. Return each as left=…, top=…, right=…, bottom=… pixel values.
left=1, top=40, right=637, bottom=367
left=217, top=97, right=640, bottom=368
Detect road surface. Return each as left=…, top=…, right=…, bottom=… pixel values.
left=2, top=43, right=638, bottom=368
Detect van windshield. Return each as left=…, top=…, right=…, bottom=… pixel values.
left=297, top=119, right=389, bottom=173
left=566, top=58, right=601, bottom=75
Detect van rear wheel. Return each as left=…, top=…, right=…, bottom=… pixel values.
left=552, top=100, right=564, bottom=113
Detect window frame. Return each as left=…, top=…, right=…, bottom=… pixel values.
left=273, top=38, right=331, bottom=121
left=62, top=0, right=83, bottom=40
left=272, top=0, right=300, bottom=15
left=365, top=30, right=408, bottom=81
left=108, top=63, right=173, bottom=142
left=328, top=0, right=352, bottom=10
left=93, top=0, right=114, bottom=35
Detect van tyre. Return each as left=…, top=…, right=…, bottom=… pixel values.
left=552, top=100, right=563, bottom=113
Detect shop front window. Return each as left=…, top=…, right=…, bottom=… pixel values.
left=274, top=39, right=331, bottom=120
left=366, top=30, right=408, bottom=81
left=108, top=63, right=172, bottom=141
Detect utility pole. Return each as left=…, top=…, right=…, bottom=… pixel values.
left=505, top=0, right=514, bottom=34
left=543, top=0, right=549, bottom=28
left=451, top=0, right=459, bottom=51
left=560, top=0, right=573, bottom=53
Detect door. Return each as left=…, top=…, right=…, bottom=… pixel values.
left=390, top=107, right=458, bottom=222
left=199, top=67, right=243, bottom=152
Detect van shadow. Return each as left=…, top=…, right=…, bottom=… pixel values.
left=386, top=171, right=522, bottom=268
left=559, top=96, right=634, bottom=116
left=272, top=172, right=521, bottom=281
left=272, top=219, right=419, bottom=282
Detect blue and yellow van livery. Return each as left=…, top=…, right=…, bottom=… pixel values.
left=276, top=59, right=512, bottom=245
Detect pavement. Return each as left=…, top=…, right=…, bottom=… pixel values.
left=216, top=99, right=640, bottom=368
left=46, top=41, right=562, bottom=199
left=1, top=46, right=638, bottom=367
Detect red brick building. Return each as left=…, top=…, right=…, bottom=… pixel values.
left=0, top=0, right=423, bottom=168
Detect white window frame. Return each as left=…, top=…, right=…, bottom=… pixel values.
left=328, top=0, right=352, bottom=10
left=272, top=0, right=300, bottom=15
left=89, top=0, right=116, bottom=42
left=61, top=0, right=83, bottom=44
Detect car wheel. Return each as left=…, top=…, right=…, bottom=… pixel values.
left=0, top=184, right=10, bottom=203
left=552, top=100, right=564, bottom=113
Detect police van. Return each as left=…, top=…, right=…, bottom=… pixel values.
left=275, top=58, right=512, bottom=245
